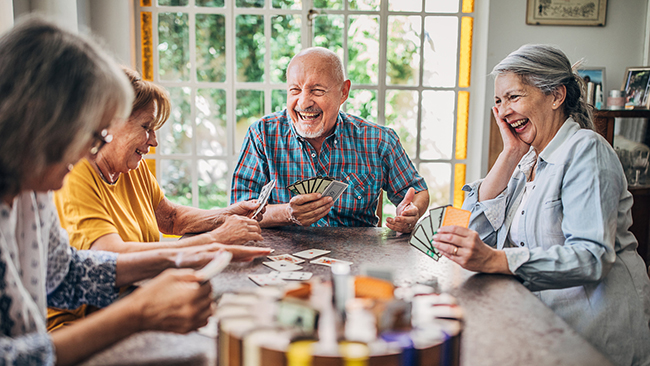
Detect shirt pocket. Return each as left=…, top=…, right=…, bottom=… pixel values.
left=339, top=172, right=378, bottom=211
left=540, top=197, right=565, bottom=245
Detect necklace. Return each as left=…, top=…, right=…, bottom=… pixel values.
left=93, top=161, right=117, bottom=185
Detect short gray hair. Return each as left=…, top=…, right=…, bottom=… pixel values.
left=0, top=17, right=133, bottom=198
left=492, top=44, right=593, bottom=130
left=287, top=47, right=346, bottom=84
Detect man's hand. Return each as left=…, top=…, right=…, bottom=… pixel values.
left=385, top=187, right=420, bottom=234
left=207, top=215, right=263, bottom=245
left=286, top=193, right=334, bottom=226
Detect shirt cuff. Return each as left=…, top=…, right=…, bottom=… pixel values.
left=504, top=247, right=530, bottom=274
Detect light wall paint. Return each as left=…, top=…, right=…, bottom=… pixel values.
left=480, top=0, right=649, bottom=174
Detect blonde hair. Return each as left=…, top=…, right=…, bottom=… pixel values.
left=0, top=17, right=133, bottom=198
left=122, top=67, right=171, bottom=130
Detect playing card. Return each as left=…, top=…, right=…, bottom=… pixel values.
left=293, top=248, right=331, bottom=259
left=263, top=261, right=303, bottom=272
left=312, top=177, right=324, bottom=193
left=307, top=177, right=315, bottom=193
left=441, top=206, right=471, bottom=228
left=317, top=177, right=334, bottom=194
left=295, top=180, right=307, bottom=194
left=249, top=273, right=287, bottom=286
left=310, top=257, right=353, bottom=267
left=412, top=223, right=434, bottom=252
left=321, top=180, right=348, bottom=201
left=196, top=251, right=233, bottom=283
left=252, top=179, right=276, bottom=219
left=274, top=271, right=313, bottom=281
left=267, top=254, right=305, bottom=264
left=428, top=206, right=446, bottom=236
left=409, top=225, right=440, bottom=261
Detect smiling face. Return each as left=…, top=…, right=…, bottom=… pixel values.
left=494, top=72, right=566, bottom=152
left=99, top=102, right=158, bottom=175
left=286, top=52, right=350, bottom=144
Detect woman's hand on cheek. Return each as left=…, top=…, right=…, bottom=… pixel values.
left=492, top=107, right=529, bottom=157
left=432, top=225, right=510, bottom=274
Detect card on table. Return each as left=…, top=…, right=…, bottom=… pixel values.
left=263, top=261, right=303, bottom=272
left=267, top=254, right=305, bottom=264
left=252, top=179, right=276, bottom=219
left=310, top=257, right=353, bottom=267
left=249, top=273, right=287, bottom=286
left=293, top=248, right=331, bottom=259
left=270, top=271, right=313, bottom=281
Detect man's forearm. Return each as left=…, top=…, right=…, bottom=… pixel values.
left=412, top=190, right=430, bottom=218
left=259, top=204, right=293, bottom=227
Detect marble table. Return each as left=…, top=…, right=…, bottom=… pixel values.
left=82, top=226, right=613, bottom=366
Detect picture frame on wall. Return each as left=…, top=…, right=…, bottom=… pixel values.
left=577, top=67, right=605, bottom=107
left=526, top=0, right=608, bottom=26
left=622, top=67, right=650, bottom=109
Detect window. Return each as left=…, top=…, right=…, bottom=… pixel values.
left=135, top=0, right=474, bottom=218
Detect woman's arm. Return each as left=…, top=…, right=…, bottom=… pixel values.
left=113, top=243, right=272, bottom=286
left=51, top=269, right=212, bottom=366
left=154, top=197, right=265, bottom=245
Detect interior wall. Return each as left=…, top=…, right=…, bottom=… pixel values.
left=11, top=0, right=133, bottom=67
left=481, top=0, right=649, bottom=175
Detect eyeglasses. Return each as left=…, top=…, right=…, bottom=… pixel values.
left=89, top=129, right=113, bottom=155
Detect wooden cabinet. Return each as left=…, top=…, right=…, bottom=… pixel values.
left=488, top=109, right=650, bottom=265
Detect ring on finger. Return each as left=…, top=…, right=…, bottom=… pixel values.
left=453, top=246, right=458, bottom=255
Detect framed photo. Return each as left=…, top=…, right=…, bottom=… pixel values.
left=577, top=67, right=605, bottom=106
left=526, top=0, right=608, bottom=26
left=621, top=67, right=650, bottom=109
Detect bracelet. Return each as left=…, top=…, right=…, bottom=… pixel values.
left=287, top=207, right=302, bottom=226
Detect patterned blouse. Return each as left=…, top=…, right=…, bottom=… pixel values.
left=0, top=191, right=119, bottom=365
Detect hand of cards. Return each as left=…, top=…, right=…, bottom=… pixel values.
left=287, top=176, right=348, bottom=202
left=409, top=205, right=471, bottom=261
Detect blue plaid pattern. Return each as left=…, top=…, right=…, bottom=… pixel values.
left=231, top=109, right=428, bottom=227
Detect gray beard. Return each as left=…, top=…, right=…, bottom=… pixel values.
left=294, top=121, right=325, bottom=139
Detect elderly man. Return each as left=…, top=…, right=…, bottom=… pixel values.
left=231, top=47, right=429, bottom=233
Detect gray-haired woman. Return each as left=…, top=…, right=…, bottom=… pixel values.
left=0, top=18, right=265, bottom=365
left=431, top=44, right=650, bottom=365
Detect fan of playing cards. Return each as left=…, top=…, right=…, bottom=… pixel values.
left=287, top=176, right=349, bottom=202
left=409, top=205, right=471, bottom=261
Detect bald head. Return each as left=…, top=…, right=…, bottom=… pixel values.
left=287, top=47, right=346, bottom=84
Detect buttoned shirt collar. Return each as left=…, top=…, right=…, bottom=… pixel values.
left=539, top=117, right=579, bottom=164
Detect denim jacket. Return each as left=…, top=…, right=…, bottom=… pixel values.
left=463, top=119, right=650, bottom=366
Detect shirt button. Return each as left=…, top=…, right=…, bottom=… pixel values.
left=521, top=210, right=525, bottom=215
left=311, top=153, right=316, bottom=158
left=520, top=242, right=525, bottom=247
left=357, top=196, right=362, bottom=199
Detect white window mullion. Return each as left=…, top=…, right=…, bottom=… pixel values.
left=376, top=0, right=388, bottom=127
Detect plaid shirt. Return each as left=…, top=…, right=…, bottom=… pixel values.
left=231, top=109, right=427, bottom=227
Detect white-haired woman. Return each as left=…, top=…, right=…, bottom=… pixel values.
left=432, top=44, right=650, bottom=365
left=0, top=18, right=268, bottom=365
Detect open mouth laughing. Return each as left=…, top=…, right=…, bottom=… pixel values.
left=509, top=118, right=529, bottom=130
left=296, top=110, right=322, bottom=121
